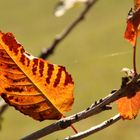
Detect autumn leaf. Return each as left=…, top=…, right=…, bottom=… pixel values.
left=134, top=0, right=140, bottom=10
left=124, top=1, right=140, bottom=46
left=117, top=91, right=140, bottom=119
left=0, top=31, right=74, bottom=121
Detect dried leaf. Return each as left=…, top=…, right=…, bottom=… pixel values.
left=54, top=0, right=88, bottom=17
left=124, top=5, right=140, bottom=46
left=117, top=91, right=140, bottom=119
left=0, top=31, right=74, bottom=121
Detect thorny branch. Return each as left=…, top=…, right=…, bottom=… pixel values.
left=39, top=0, right=99, bottom=59
left=21, top=74, right=140, bottom=140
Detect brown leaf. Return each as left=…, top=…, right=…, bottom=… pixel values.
left=0, top=31, right=74, bottom=121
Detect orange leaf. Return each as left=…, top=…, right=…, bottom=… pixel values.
left=117, top=91, right=140, bottom=119
left=124, top=7, right=140, bottom=46
left=134, top=0, right=140, bottom=10
left=0, top=31, right=74, bottom=121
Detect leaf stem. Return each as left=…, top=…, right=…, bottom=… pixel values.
left=70, top=124, right=78, bottom=134
left=133, top=36, right=137, bottom=75
left=62, top=115, right=78, bottom=134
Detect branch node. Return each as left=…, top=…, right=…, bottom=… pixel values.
left=59, top=119, right=72, bottom=129
left=102, top=105, right=112, bottom=111
left=75, top=114, right=79, bottom=120
left=121, top=76, right=130, bottom=88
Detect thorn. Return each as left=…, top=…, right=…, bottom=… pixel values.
left=110, top=89, right=117, bottom=94
left=107, top=119, right=113, bottom=124
left=94, top=101, right=97, bottom=105
left=75, top=114, right=78, bottom=120
left=86, top=107, right=90, bottom=111
left=99, top=99, right=103, bottom=103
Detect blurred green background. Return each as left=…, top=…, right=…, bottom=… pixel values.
left=0, top=0, right=140, bottom=140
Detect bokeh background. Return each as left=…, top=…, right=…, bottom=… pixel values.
left=0, top=0, right=140, bottom=140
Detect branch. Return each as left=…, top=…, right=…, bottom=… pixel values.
left=21, top=74, right=140, bottom=140
left=65, top=114, right=121, bottom=140
left=39, top=0, right=99, bottom=59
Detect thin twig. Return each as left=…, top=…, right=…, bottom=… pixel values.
left=21, top=74, right=140, bottom=140
left=39, top=0, right=99, bottom=59
left=65, top=114, right=121, bottom=140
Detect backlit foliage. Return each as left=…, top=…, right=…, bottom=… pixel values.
left=0, top=31, right=74, bottom=121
